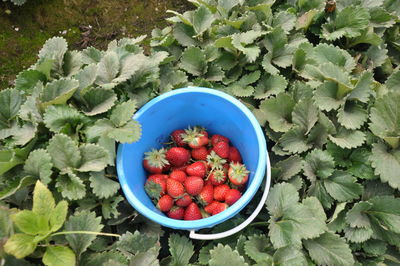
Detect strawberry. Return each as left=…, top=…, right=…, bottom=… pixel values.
left=182, top=127, right=209, bottom=149
left=229, top=146, right=242, bottom=163
left=204, top=178, right=213, bottom=186
left=166, top=147, right=190, bottom=167
left=209, top=169, right=227, bottom=186
left=211, top=134, right=229, bottom=146
left=167, top=206, right=185, bottom=220
left=204, top=201, right=220, bottom=214
left=184, top=202, right=202, bottom=220
left=214, top=184, right=230, bottom=201
left=212, top=141, right=229, bottom=159
left=228, top=162, right=249, bottom=186
left=186, top=161, right=207, bottom=178
left=169, top=170, right=186, bottom=183
left=212, top=202, right=228, bottom=215
left=171, top=164, right=188, bottom=172
left=143, top=148, right=169, bottom=174
left=222, top=163, right=229, bottom=173
left=184, top=176, right=204, bottom=196
left=166, top=178, right=185, bottom=198
left=145, top=175, right=167, bottom=198
left=191, top=146, right=209, bottom=161
left=175, top=194, right=192, bottom=207
left=225, top=189, right=241, bottom=206
left=171, top=129, right=186, bottom=147
left=197, top=184, right=214, bottom=206
left=206, top=151, right=227, bottom=170
left=157, top=195, right=174, bottom=212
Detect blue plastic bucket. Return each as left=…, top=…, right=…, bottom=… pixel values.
left=117, top=87, right=267, bottom=231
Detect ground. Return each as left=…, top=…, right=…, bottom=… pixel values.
left=0, top=0, right=191, bottom=88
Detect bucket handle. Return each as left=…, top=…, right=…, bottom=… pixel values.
left=189, top=153, right=271, bottom=240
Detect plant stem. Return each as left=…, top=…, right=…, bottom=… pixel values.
left=249, top=222, right=268, bottom=227
left=51, top=231, right=120, bottom=238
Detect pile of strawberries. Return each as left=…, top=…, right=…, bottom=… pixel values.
left=143, top=126, right=250, bottom=220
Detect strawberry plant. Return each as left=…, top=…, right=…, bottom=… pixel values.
left=1, top=0, right=400, bottom=265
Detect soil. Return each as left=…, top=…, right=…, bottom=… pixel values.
left=0, top=0, right=192, bottom=88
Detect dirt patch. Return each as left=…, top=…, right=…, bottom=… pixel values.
left=0, top=0, right=192, bottom=88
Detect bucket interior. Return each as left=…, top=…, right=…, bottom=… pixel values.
left=117, top=88, right=265, bottom=230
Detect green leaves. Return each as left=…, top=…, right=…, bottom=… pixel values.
left=0, top=88, right=23, bottom=126
left=109, top=100, right=137, bottom=127
left=192, top=5, right=214, bottom=35
left=209, top=244, right=248, bottom=266
left=40, top=78, right=79, bottom=109
left=24, top=149, right=53, bottom=184
left=168, top=234, right=194, bottom=266
left=4, top=234, right=38, bottom=259
left=43, top=246, right=76, bottom=266
left=180, top=47, right=207, bottom=76
left=47, top=134, right=82, bottom=170
left=370, top=142, right=400, bottom=189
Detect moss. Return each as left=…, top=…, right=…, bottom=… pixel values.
left=0, top=0, right=191, bottom=88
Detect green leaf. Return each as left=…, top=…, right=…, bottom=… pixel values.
left=303, top=232, right=354, bottom=266
left=86, top=119, right=114, bottom=141
left=344, top=226, right=373, bottom=243
left=0, top=175, right=36, bottom=200
left=324, top=171, right=363, bottom=202
left=169, top=234, right=194, bottom=266
left=303, top=149, right=335, bottom=181
left=24, top=149, right=53, bottom=184
left=74, top=64, right=97, bottom=92
left=107, top=120, right=142, bottom=143
left=385, top=70, right=400, bottom=92
left=65, top=211, right=103, bottom=257
left=101, top=195, right=123, bottom=219
left=321, top=6, right=370, bottom=40
left=273, top=246, right=307, bottom=266
left=15, top=70, right=46, bottom=92
left=129, top=246, right=160, bottom=266
left=56, top=172, right=86, bottom=200
left=313, top=81, right=345, bottom=111
left=0, top=88, right=23, bottom=124
left=302, top=63, right=352, bottom=91
left=95, top=51, right=119, bottom=85
left=40, top=79, right=79, bottom=108
left=254, top=74, right=288, bottom=99
left=266, top=183, right=299, bottom=215
left=303, top=197, right=327, bottom=221
left=4, top=234, right=38, bottom=259
left=243, top=235, right=272, bottom=264
left=77, top=144, right=108, bottom=172
left=12, top=210, right=49, bottom=236
left=47, top=134, right=81, bottom=171
left=363, top=239, right=387, bottom=256
left=180, top=47, right=207, bottom=76
left=296, top=9, right=318, bottom=30
left=367, top=196, right=400, bottom=234
left=82, top=251, right=127, bottom=266
left=348, top=148, right=375, bottom=179
left=274, top=155, right=303, bottom=180
left=310, top=43, right=356, bottom=72
left=80, top=88, right=117, bottom=116
left=38, top=36, right=67, bottom=66
left=337, top=102, right=368, bottom=130
left=115, top=231, right=158, bottom=255
left=308, top=180, right=334, bottom=209
left=279, top=127, right=312, bottom=154
left=19, top=95, right=42, bottom=124
left=192, top=5, right=214, bottom=35
left=43, top=246, right=76, bottom=266
left=89, top=171, right=120, bottom=199
left=258, top=93, right=294, bottom=132
left=173, top=23, right=197, bottom=47
left=370, top=142, right=400, bottom=189
left=110, top=100, right=137, bottom=127
left=209, top=244, right=248, bottom=266
left=49, top=200, right=68, bottom=232
left=328, top=127, right=365, bottom=149
left=369, top=92, right=400, bottom=148
left=346, top=202, right=372, bottom=228
left=43, top=105, right=89, bottom=134
left=292, top=98, right=319, bottom=134
left=232, top=30, right=264, bottom=63
left=273, top=11, right=296, bottom=33
left=348, top=71, right=373, bottom=103
left=32, top=180, right=55, bottom=219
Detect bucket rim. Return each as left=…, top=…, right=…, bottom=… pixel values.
left=117, top=87, right=268, bottom=230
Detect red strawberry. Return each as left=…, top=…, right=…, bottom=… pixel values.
left=167, top=206, right=185, bottom=220
left=225, top=189, right=241, bottom=206
left=204, top=178, right=213, bottom=186
left=191, top=147, right=209, bottom=161
left=166, top=147, right=190, bottom=167
left=145, top=175, right=167, bottom=198
left=166, top=178, right=185, bottom=198
left=229, top=146, right=242, bottom=163
left=212, top=141, right=229, bottom=159
left=209, top=169, right=227, bottom=186
left=197, top=184, right=214, bottom=206
left=184, top=176, right=204, bottom=196
left=212, top=202, right=228, bottom=215
left=184, top=202, right=202, bottom=220
left=182, top=127, right=209, bottom=149
left=171, top=164, right=188, bottom=172
left=143, top=148, right=169, bottom=174
left=157, top=195, right=174, bottom=212
left=204, top=201, right=220, bottom=214
left=214, top=184, right=230, bottom=201
left=169, top=170, right=187, bottom=183
left=175, top=194, right=192, bottom=207
left=186, top=161, right=207, bottom=178
left=171, top=129, right=186, bottom=147
left=228, top=162, right=249, bottom=186
left=211, top=134, right=229, bottom=146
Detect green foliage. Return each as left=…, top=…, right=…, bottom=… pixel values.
left=2, top=0, right=400, bottom=265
